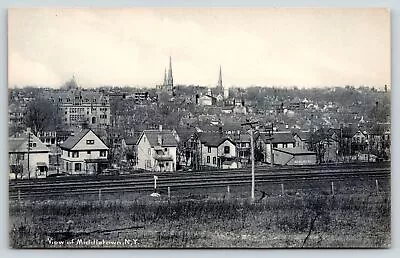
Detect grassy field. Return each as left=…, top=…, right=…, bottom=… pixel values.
left=9, top=179, right=391, bottom=248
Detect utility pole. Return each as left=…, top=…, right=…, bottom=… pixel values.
left=241, top=120, right=259, bottom=201
left=56, top=141, right=60, bottom=175
left=269, top=123, right=274, bottom=167
left=27, top=129, right=31, bottom=180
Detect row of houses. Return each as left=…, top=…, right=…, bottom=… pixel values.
left=9, top=128, right=110, bottom=179
left=9, top=122, right=391, bottom=178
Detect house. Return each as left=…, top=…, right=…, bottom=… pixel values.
left=273, top=148, right=317, bottom=166
left=60, top=128, right=109, bottom=175
left=293, top=131, right=311, bottom=150
left=121, top=132, right=141, bottom=166
left=9, top=129, right=50, bottom=179
left=136, top=126, right=178, bottom=172
left=174, top=127, right=197, bottom=168
left=232, top=133, right=251, bottom=164
left=233, top=105, right=247, bottom=114
left=197, top=132, right=238, bottom=169
left=366, top=123, right=391, bottom=159
left=37, top=131, right=57, bottom=147
left=215, top=94, right=224, bottom=102
left=255, top=131, right=295, bottom=164
left=198, top=95, right=217, bottom=106
left=308, top=128, right=341, bottom=163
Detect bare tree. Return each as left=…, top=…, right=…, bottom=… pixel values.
left=24, top=98, right=61, bottom=136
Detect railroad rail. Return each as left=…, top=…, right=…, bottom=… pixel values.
left=9, top=163, right=390, bottom=199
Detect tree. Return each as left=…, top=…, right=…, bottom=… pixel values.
left=24, top=98, right=61, bottom=136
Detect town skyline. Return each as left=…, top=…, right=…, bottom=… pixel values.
left=8, top=8, right=390, bottom=89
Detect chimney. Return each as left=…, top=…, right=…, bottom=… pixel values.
left=159, top=125, right=163, bottom=131
left=157, top=134, right=163, bottom=146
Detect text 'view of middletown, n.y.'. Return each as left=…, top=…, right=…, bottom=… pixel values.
left=8, top=8, right=391, bottom=248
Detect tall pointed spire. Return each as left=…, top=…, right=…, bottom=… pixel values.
left=218, top=65, right=223, bottom=89
left=167, top=56, right=173, bottom=89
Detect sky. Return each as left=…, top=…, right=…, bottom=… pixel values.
left=8, top=8, right=390, bottom=89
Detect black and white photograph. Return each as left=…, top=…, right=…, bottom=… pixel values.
left=7, top=8, right=391, bottom=248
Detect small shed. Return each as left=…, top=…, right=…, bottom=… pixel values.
left=273, top=148, right=316, bottom=166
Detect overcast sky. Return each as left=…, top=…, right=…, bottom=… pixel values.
left=8, top=8, right=390, bottom=89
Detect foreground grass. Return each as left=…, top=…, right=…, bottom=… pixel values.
left=9, top=190, right=390, bottom=248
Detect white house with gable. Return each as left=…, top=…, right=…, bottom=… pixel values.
left=9, top=128, right=50, bottom=179
left=60, top=128, right=109, bottom=175
left=136, top=126, right=178, bottom=172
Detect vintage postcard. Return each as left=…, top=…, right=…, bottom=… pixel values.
left=8, top=8, right=391, bottom=248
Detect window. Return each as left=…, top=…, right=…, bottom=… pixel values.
left=273, top=143, right=278, bottom=148
left=208, top=147, right=212, bottom=153
left=67, top=151, right=70, bottom=157
left=283, top=143, right=288, bottom=148
left=86, top=140, right=94, bottom=145
left=148, top=148, right=151, bottom=155
left=75, top=163, right=81, bottom=171
left=100, top=150, right=107, bottom=157
left=207, top=156, right=210, bottom=163
left=224, top=146, right=230, bottom=154
left=213, top=157, right=216, bottom=164
left=146, top=160, right=151, bottom=168
left=72, top=151, right=79, bottom=158
left=87, top=151, right=91, bottom=154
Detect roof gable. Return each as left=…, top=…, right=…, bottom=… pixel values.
left=139, top=130, right=178, bottom=147
left=9, top=132, right=50, bottom=153
left=60, top=129, right=108, bottom=150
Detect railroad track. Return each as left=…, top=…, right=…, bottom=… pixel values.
left=9, top=161, right=390, bottom=185
left=9, top=164, right=390, bottom=199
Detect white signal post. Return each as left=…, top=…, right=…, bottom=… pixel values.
left=153, top=175, right=158, bottom=192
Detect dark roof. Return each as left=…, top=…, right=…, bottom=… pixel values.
left=232, top=133, right=251, bottom=143
left=124, top=133, right=141, bottom=146
left=60, top=129, right=91, bottom=149
left=9, top=131, right=50, bottom=153
left=141, top=130, right=178, bottom=147
left=293, top=131, right=311, bottom=141
left=9, top=138, right=26, bottom=153
left=258, top=132, right=295, bottom=144
left=174, top=128, right=197, bottom=143
left=197, top=132, right=235, bottom=147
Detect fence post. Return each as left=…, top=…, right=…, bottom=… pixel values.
left=98, top=189, right=102, bottom=201
left=331, top=182, right=335, bottom=196
left=281, top=183, right=285, bottom=196
left=375, top=179, right=379, bottom=195
left=167, top=187, right=171, bottom=199
left=227, top=185, right=230, bottom=194
left=18, top=190, right=21, bottom=202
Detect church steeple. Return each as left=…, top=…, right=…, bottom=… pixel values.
left=163, top=68, right=167, bottom=87
left=167, top=56, right=173, bottom=89
left=218, top=65, right=223, bottom=89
